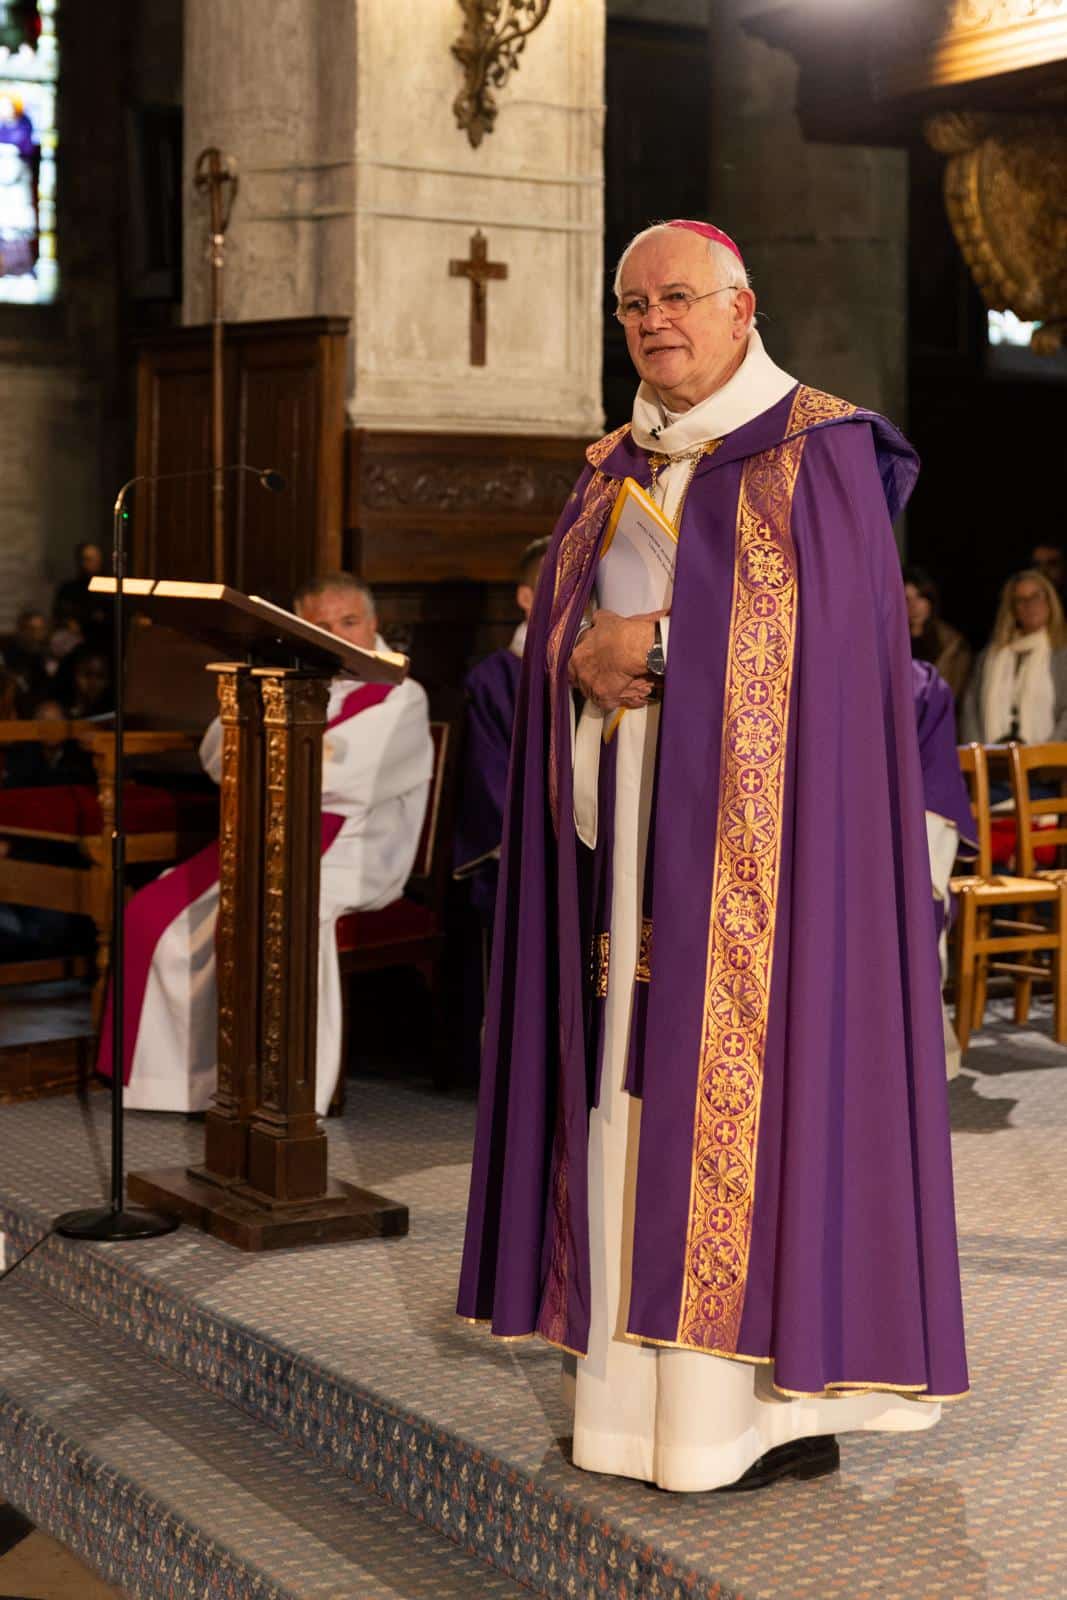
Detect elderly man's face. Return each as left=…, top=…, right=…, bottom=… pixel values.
left=619, top=230, right=755, bottom=412
left=296, top=586, right=377, bottom=651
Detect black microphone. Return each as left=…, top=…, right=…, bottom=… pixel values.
left=52, top=458, right=287, bottom=1246
left=112, top=461, right=286, bottom=518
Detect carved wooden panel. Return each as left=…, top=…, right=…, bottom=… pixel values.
left=133, top=317, right=347, bottom=604
left=345, top=429, right=586, bottom=585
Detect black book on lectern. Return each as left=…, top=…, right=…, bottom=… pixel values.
left=90, top=578, right=408, bottom=685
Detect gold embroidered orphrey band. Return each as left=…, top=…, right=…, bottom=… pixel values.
left=674, top=386, right=855, bottom=1355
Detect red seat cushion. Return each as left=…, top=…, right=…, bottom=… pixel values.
left=989, top=816, right=1056, bottom=869
left=336, top=896, right=438, bottom=952
left=0, top=783, right=218, bottom=838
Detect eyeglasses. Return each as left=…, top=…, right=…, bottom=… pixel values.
left=615, top=285, right=736, bottom=326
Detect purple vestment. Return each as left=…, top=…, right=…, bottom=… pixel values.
left=458, top=385, right=969, bottom=1401
left=913, top=659, right=975, bottom=848
left=453, top=647, right=523, bottom=919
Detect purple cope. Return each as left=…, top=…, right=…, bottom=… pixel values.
left=458, top=383, right=969, bottom=1403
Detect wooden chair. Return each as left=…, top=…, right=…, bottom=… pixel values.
left=0, top=717, right=218, bottom=1018
left=951, top=742, right=1067, bottom=1052
left=334, top=719, right=460, bottom=1096
left=0, top=620, right=223, bottom=1016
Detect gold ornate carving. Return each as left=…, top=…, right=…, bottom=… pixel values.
left=451, top=0, right=552, bottom=149
left=927, top=109, right=1067, bottom=351
left=676, top=390, right=811, bottom=1356
left=886, top=0, right=1067, bottom=96
left=260, top=712, right=289, bottom=1113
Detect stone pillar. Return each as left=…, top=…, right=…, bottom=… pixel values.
left=711, top=1, right=908, bottom=424
left=182, top=0, right=604, bottom=438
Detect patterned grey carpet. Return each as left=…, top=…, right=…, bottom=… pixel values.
left=0, top=1005, right=1063, bottom=1599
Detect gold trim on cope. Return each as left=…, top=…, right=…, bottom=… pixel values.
left=634, top=917, right=653, bottom=983
left=592, top=932, right=611, bottom=998
left=675, top=388, right=824, bottom=1356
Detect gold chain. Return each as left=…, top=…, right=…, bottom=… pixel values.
left=646, top=441, right=723, bottom=502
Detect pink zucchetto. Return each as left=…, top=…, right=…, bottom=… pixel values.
left=666, top=219, right=745, bottom=268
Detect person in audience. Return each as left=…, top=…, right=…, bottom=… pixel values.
left=52, top=541, right=109, bottom=644
left=903, top=566, right=971, bottom=704
left=97, top=572, right=434, bottom=1116
left=5, top=608, right=56, bottom=711
left=0, top=669, right=17, bottom=721
left=2, top=696, right=94, bottom=787
left=960, top=569, right=1067, bottom=745
left=57, top=646, right=112, bottom=719
left=0, top=696, right=94, bottom=960
left=49, top=611, right=84, bottom=661
left=453, top=535, right=551, bottom=921
left=1030, top=542, right=1066, bottom=604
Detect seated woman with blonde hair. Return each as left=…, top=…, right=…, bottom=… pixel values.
left=961, top=568, right=1067, bottom=746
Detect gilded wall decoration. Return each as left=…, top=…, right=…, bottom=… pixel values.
left=451, top=0, right=552, bottom=148
left=927, top=109, right=1067, bottom=351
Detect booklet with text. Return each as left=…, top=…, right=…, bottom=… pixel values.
left=595, top=476, right=678, bottom=615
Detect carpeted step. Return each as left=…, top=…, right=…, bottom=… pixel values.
left=0, top=1277, right=532, bottom=1600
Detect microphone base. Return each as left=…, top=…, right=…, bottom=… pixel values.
left=54, top=1205, right=181, bottom=1242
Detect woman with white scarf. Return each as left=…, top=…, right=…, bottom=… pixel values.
left=961, top=569, right=1067, bottom=750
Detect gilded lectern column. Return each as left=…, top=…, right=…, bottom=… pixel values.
left=201, top=664, right=263, bottom=1184
left=245, top=667, right=331, bottom=1202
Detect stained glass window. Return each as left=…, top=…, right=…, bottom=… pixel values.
left=0, top=0, right=57, bottom=304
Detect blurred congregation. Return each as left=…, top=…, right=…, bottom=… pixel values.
left=4, top=514, right=1067, bottom=1093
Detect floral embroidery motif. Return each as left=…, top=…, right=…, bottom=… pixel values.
left=634, top=917, right=652, bottom=983
left=538, top=1119, right=571, bottom=1349
left=676, top=386, right=826, bottom=1355
left=787, top=384, right=856, bottom=436
left=585, top=421, right=631, bottom=469
left=592, top=932, right=611, bottom=999
left=545, top=470, right=622, bottom=833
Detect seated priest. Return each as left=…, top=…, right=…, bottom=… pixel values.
left=453, top=535, right=551, bottom=921
left=98, top=573, right=433, bottom=1116
left=458, top=219, right=968, bottom=1494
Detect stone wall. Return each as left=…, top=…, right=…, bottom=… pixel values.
left=0, top=0, right=183, bottom=632
left=182, top=0, right=605, bottom=439
left=710, top=2, right=909, bottom=425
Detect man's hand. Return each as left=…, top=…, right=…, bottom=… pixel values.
left=568, top=609, right=664, bottom=712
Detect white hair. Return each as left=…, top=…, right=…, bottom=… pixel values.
left=612, top=222, right=752, bottom=299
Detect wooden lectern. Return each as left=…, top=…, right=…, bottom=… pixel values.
left=94, top=580, right=411, bottom=1250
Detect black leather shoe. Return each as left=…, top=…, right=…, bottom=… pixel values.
left=716, top=1433, right=840, bottom=1492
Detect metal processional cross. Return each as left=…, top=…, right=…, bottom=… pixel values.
left=194, top=147, right=239, bottom=581
left=449, top=230, right=508, bottom=366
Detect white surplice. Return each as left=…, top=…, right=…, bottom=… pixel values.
left=124, top=659, right=432, bottom=1117
left=569, top=332, right=939, bottom=1491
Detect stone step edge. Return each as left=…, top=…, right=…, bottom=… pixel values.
left=0, top=1199, right=723, bottom=1600
left=0, top=1383, right=291, bottom=1600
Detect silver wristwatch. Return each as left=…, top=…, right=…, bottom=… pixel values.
left=646, top=618, right=666, bottom=679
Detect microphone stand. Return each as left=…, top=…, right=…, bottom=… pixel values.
left=55, top=464, right=285, bottom=1243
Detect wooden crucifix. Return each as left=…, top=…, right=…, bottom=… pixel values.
left=449, top=230, right=508, bottom=367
